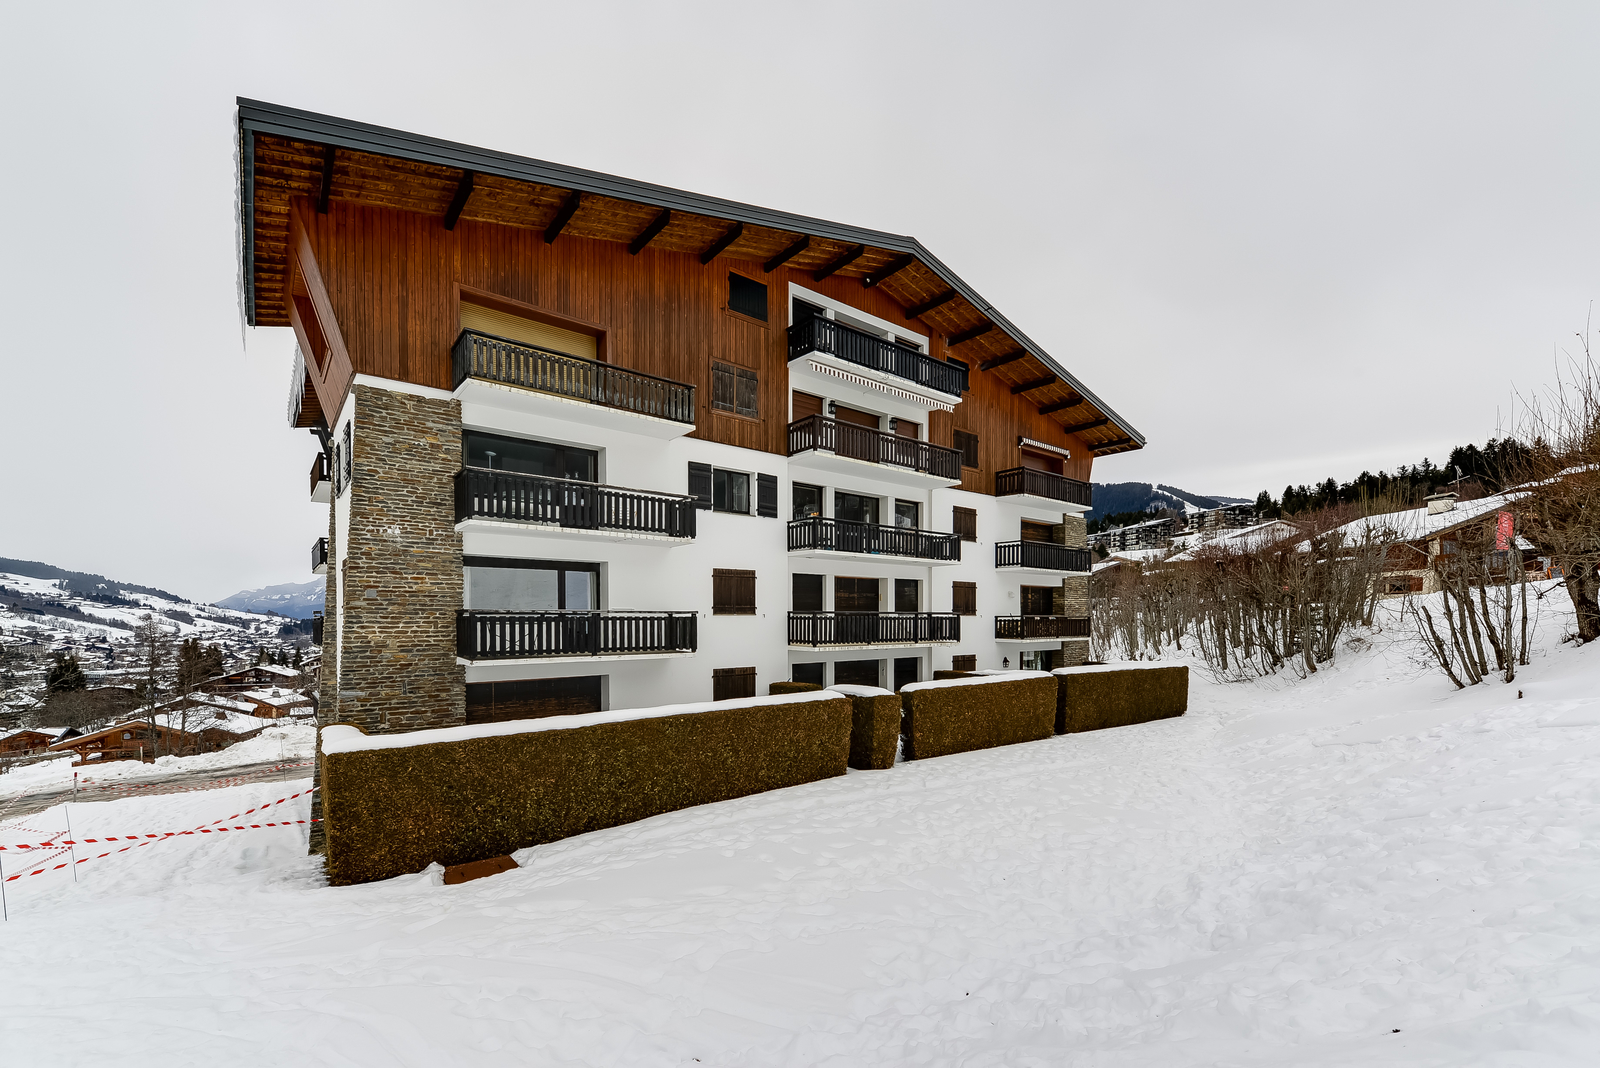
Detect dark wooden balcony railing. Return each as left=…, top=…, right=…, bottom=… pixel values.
left=452, top=329, right=696, bottom=426
left=994, top=541, right=1093, bottom=572
left=787, top=415, right=963, bottom=480
left=457, top=610, right=698, bottom=660
left=994, top=467, right=1093, bottom=508
left=455, top=468, right=696, bottom=539
left=787, top=612, right=960, bottom=646
left=788, top=315, right=967, bottom=397
left=309, top=452, right=329, bottom=499
left=994, top=615, right=1090, bottom=639
left=311, top=537, right=328, bottom=575
left=787, top=517, right=960, bottom=562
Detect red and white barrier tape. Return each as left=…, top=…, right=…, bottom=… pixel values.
left=0, top=784, right=317, bottom=851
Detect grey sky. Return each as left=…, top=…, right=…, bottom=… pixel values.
left=3, top=2, right=1597, bottom=601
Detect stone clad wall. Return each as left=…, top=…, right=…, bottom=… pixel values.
left=334, top=384, right=466, bottom=735
left=1056, top=514, right=1090, bottom=667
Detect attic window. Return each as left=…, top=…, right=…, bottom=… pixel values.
left=728, top=274, right=768, bottom=322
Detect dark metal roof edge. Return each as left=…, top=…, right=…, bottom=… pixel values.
left=236, top=98, right=1145, bottom=449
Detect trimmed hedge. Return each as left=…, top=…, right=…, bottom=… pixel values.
left=900, top=674, right=1055, bottom=761
left=932, top=670, right=979, bottom=681
left=769, top=681, right=823, bottom=695
left=321, top=695, right=852, bottom=885
left=1054, top=665, right=1188, bottom=734
left=834, top=690, right=898, bottom=770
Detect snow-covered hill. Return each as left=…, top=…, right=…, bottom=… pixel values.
left=214, top=580, right=325, bottom=619
left=1089, top=482, right=1252, bottom=521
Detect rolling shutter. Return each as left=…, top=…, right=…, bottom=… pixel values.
left=459, top=302, right=597, bottom=361
left=688, top=462, right=713, bottom=509
left=756, top=473, right=778, bottom=518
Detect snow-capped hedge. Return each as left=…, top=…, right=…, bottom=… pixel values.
left=318, top=691, right=853, bottom=886
left=1053, top=664, right=1188, bottom=734
left=900, top=672, right=1055, bottom=761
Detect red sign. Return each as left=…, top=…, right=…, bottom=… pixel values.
left=1495, top=510, right=1514, bottom=552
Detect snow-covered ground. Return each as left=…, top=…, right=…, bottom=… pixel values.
left=2, top=596, right=1597, bottom=1066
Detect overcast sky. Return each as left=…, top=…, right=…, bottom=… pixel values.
left=3, top=2, right=1597, bottom=602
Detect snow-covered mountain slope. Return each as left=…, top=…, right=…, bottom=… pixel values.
left=213, top=580, right=325, bottom=619
left=1, top=594, right=1595, bottom=1064
left=1089, top=482, right=1251, bottom=521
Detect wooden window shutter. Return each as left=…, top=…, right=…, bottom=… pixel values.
left=712, top=666, right=757, bottom=701
left=952, top=581, right=977, bottom=616
left=952, top=507, right=977, bottom=542
left=952, top=654, right=977, bottom=672
left=712, top=568, right=756, bottom=615
left=711, top=362, right=736, bottom=413
left=736, top=367, right=759, bottom=418
left=756, top=473, right=778, bottom=518
left=688, top=462, right=713, bottom=509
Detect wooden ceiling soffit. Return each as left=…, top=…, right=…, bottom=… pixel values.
left=906, top=289, right=958, bottom=321
left=1009, top=376, right=1057, bottom=395
left=1063, top=417, right=1112, bottom=434
left=813, top=244, right=865, bottom=281
left=1038, top=395, right=1086, bottom=415
left=947, top=322, right=993, bottom=347
left=627, top=208, right=673, bottom=255
left=978, top=349, right=1028, bottom=372
left=544, top=191, right=582, bottom=243
left=764, top=235, right=810, bottom=273
left=1092, top=436, right=1138, bottom=453
left=863, top=253, right=915, bottom=288
left=699, top=222, right=743, bottom=265
left=316, top=145, right=335, bottom=214
left=443, top=171, right=475, bottom=231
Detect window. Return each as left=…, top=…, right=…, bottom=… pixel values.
left=792, top=390, right=824, bottom=421
left=712, top=361, right=759, bottom=418
left=894, top=500, right=920, bottom=530
left=1021, top=585, right=1055, bottom=616
left=464, top=431, right=597, bottom=482
left=834, top=659, right=880, bottom=687
left=893, top=656, right=920, bottom=691
left=793, top=482, right=823, bottom=519
left=894, top=579, right=919, bottom=613
left=792, top=297, right=827, bottom=325
left=712, top=666, right=757, bottom=701
left=952, top=581, right=977, bottom=616
left=952, top=506, right=977, bottom=542
left=954, top=430, right=979, bottom=469
left=713, top=469, right=751, bottom=513
left=834, top=403, right=880, bottom=430
left=1021, top=650, right=1056, bottom=672
left=466, top=677, right=602, bottom=725
left=792, top=662, right=825, bottom=687
left=728, top=273, right=768, bottom=321
left=1021, top=520, right=1056, bottom=543
left=463, top=557, right=598, bottom=611
left=834, top=576, right=879, bottom=613
left=951, top=654, right=977, bottom=672
left=792, top=573, right=824, bottom=612
left=713, top=569, right=756, bottom=615
left=891, top=418, right=920, bottom=439
left=835, top=491, right=880, bottom=526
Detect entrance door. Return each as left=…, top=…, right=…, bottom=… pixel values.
left=834, top=659, right=881, bottom=687
left=1020, top=585, right=1054, bottom=616
left=835, top=577, right=880, bottom=612
left=465, top=676, right=602, bottom=725
left=893, top=656, right=919, bottom=691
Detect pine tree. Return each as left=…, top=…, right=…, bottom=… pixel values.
left=46, top=654, right=88, bottom=694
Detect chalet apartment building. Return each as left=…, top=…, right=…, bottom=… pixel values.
left=238, top=100, right=1145, bottom=730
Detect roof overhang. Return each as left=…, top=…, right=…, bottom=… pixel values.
left=236, top=98, right=1144, bottom=453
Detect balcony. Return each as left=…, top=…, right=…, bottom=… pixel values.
left=455, top=468, right=696, bottom=541
left=311, top=537, right=328, bottom=576
left=994, top=541, right=1092, bottom=574
left=788, top=612, right=960, bottom=647
left=994, top=615, right=1090, bottom=641
left=787, top=415, right=963, bottom=487
left=309, top=452, right=330, bottom=504
left=788, top=315, right=967, bottom=399
left=452, top=330, right=696, bottom=438
left=787, top=516, right=960, bottom=564
left=994, top=467, right=1093, bottom=511
left=457, top=610, right=698, bottom=661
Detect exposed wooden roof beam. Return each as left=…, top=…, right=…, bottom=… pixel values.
left=862, top=253, right=915, bottom=288
left=1038, top=395, right=1087, bottom=415
left=906, top=290, right=958, bottom=320
left=543, top=191, right=581, bottom=243
left=947, top=322, right=993, bottom=346
left=699, top=222, right=743, bottom=265
left=1093, top=436, right=1137, bottom=452
left=764, top=235, right=810, bottom=273
left=443, top=171, right=474, bottom=231
left=813, top=244, right=865, bottom=281
left=1009, top=376, right=1057, bottom=395
left=316, top=145, right=335, bottom=214
left=628, top=208, right=673, bottom=255
left=978, top=349, right=1028, bottom=372
left=1064, top=417, right=1112, bottom=434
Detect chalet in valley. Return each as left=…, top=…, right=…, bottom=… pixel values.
left=235, top=100, right=1145, bottom=729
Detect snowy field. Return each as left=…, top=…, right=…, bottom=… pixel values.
left=2, top=596, right=1598, bottom=1066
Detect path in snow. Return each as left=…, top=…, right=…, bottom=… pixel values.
left=1, top=600, right=1597, bottom=1066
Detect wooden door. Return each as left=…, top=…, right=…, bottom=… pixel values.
left=834, top=576, right=880, bottom=612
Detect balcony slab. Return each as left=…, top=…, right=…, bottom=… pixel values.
left=788, top=450, right=963, bottom=489
left=461, top=652, right=696, bottom=676
left=787, top=548, right=963, bottom=566
left=456, top=378, right=694, bottom=440
left=457, top=517, right=692, bottom=546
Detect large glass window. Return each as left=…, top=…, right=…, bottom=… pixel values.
left=835, top=491, right=879, bottom=526
left=713, top=469, right=750, bottom=513
left=792, top=482, right=823, bottom=519
left=463, top=557, right=598, bottom=611
left=464, top=431, right=596, bottom=482
left=894, top=500, right=920, bottom=530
